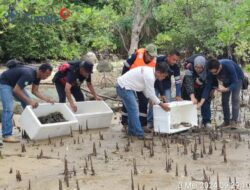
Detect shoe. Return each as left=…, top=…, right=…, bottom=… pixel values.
left=230, top=121, right=238, bottom=129
left=217, top=121, right=230, bottom=128
left=143, top=126, right=153, bottom=133
left=3, top=136, right=20, bottom=143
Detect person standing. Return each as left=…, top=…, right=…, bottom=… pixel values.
left=121, top=44, right=158, bottom=133
left=0, top=60, right=54, bottom=143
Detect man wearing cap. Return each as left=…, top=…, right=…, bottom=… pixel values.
left=53, top=60, right=101, bottom=112
left=120, top=44, right=157, bottom=133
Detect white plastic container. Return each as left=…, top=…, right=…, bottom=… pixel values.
left=153, top=101, right=197, bottom=134
left=69, top=101, right=113, bottom=130
left=20, top=103, right=78, bottom=140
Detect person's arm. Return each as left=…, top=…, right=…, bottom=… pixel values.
left=121, top=53, right=137, bottom=75
left=31, top=84, right=54, bottom=103
left=224, top=63, right=239, bottom=92
left=85, top=74, right=101, bottom=100
left=13, top=86, right=29, bottom=104
left=13, top=75, right=38, bottom=108
left=87, top=82, right=102, bottom=100
left=154, top=80, right=164, bottom=96
left=198, top=74, right=214, bottom=109
left=144, top=70, right=170, bottom=111
left=183, top=74, right=197, bottom=104
left=65, top=82, right=77, bottom=112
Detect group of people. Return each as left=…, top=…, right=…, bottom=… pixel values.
left=117, top=44, right=245, bottom=139
left=0, top=59, right=100, bottom=144
left=0, top=43, right=245, bottom=144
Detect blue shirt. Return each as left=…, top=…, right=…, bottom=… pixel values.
left=0, top=66, right=40, bottom=89
left=202, top=59, right=244, bottom=99
left=154, top=56, right=181, bottom=96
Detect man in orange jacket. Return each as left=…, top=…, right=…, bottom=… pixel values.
left=121, top=44, right=157, bottom=133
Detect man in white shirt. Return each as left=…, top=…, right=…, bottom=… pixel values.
left=116, top=62, right=170, bottom=138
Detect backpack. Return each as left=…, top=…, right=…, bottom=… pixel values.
left=242, top=75, right=249, bottom=90
left=6, top=59, right=24, bottom=69
left=53, top=62, right=79, bottom=85
left=58, top=63, right=70, bottom=73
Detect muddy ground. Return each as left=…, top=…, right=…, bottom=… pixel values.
left=0, top=63, right=250, bottom=190
left=1, top=114, right=250, bottom=190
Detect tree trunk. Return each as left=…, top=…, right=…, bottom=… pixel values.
left=128, top=0, right=154, bottom=55
left=129, top=18, right=141, bottom=54
left=227, top=45, right=233, bottom=59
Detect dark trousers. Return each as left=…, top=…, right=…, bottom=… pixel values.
left=200, top=99, right=211, bottom=124
left=55, top=82, right=84, bottom=103
left=222, top=80, right=242, bottom=123
left=121, top=91, right=148, bottom=126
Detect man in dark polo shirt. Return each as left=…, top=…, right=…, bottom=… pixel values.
left=0, top=60, right=54, bottom=143
left=53, top=60, right=101, bottom=112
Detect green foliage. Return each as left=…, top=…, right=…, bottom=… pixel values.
left=244, top=64, right=250, bottom=73
left=0, top=0, right=249, bottom=62
left=234, top=41, right=250, bottom=64
left=0, top=0, right=118, bottom=60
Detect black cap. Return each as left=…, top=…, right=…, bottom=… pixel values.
left=80, top=61, right=93, bottom=73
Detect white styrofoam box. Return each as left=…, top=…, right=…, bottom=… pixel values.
left=69, top=101, right=113, bottom=130
left=153, top=101, right=198, bottom=134
left=20, top=103, right=78, bottom=140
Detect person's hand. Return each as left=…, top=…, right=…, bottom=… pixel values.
left=70, top=103, right=77, bottom=112
left=148, top=99, right=154, bottom=107
left=191, top=96, right=198, bottom=104
left=46, top=98, right=55, bottom=104
left=95, top=96, right=102, bottom=101
left=217, top=85, right=229, bottom=93
left=30, top=100, right=39, bottom=109
left=160, top=96, right=167, bottom=103
left=197, top=102, right=203, bottom=110
left=175, top=96, right=182, bottom=101
left=160, top=103, right=171, bottom=112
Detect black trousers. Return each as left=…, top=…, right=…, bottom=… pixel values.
left=121, top=91, right=148, bottom=126
left=55, top=82, right=84, bottom=103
